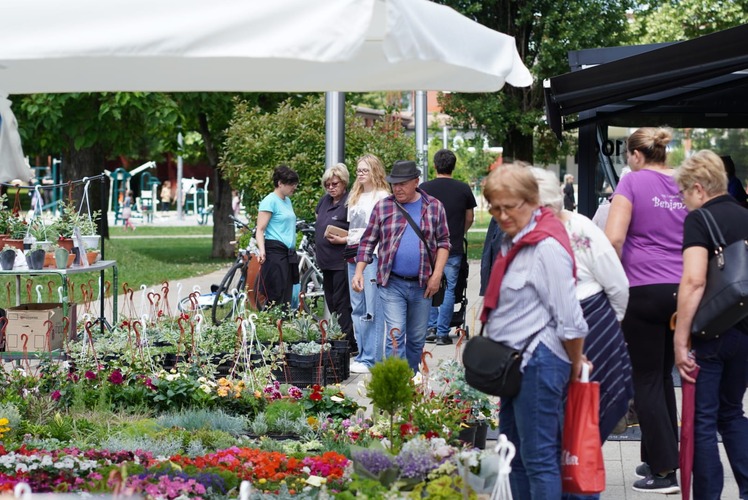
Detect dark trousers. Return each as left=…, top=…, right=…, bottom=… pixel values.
left=323, top=269, right=355, bottom=347
left=692, top=327, right=748, bottom=500
left=622, top=284, right=679, bottom=474
left=260, top=240, right=295, bottom=311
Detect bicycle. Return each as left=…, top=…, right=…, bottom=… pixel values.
left=210, top=215, right=263, bottom=325
left=295, top=221, right=325, bottom=319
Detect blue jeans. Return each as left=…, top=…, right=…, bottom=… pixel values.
left=691, top=327, right=748, bottom=500
left=427, top=254, right=461, bottom=337
left=379, top=275, right=431, bottom=373
left=500, top=343, right=571, bottom=500
left=347, top=260, right=384, bottom=367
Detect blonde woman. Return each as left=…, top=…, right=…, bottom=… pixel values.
left=673, top=150, right=748, bottom=500
left=605, top=127, right=686, bottom=493
left=315, top=163, right=353, bottom=349
left=346, top=154, right=390, bottom=374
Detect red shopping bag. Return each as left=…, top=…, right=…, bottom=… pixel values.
left=561, top=364, right=605, bottom=494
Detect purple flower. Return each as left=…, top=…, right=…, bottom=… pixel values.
left=395, top=447, right=438, bottom=479
left=287, top=385, right=303, bottom=399
left=353, top=449, right=394, bottom=476
left=51, top=390, right=61, bottom=401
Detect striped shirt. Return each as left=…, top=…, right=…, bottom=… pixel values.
left=356, top=188, right=450, bottom=287
left=486, top=212, right=588, bottom=369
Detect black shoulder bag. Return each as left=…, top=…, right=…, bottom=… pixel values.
left=690, top=208, right=748, bottom=339
left=394, top=201, right=447, bottom=306
left=462, top=323, right=543, bottom=398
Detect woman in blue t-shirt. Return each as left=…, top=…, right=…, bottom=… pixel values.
left=256, top=165, right=299, bottom=311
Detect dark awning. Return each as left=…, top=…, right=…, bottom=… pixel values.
left=545, top=24, right=748, bottom=139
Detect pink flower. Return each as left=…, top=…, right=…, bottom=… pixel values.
left=51, top=390, right=61, bottom=401
left=84, top=370, right=97, bottom=380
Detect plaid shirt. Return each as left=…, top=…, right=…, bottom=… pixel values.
left=356, top=188, right=450, bottom=287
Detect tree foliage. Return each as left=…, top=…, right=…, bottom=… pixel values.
left=435, top=0, right=634, bottom=164
left=628, top=0, right=748, bottom=43
left=220, top=96, right=414, bottom=222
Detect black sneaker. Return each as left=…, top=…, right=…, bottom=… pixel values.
left=632, top=472, right=680, bottom=494
left=425, top=328, right=437, bottom=343
left=635, top=463, right=651, bottom=479
left=435, top=336, right=453, bottom=346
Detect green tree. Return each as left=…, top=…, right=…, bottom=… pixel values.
left=16, top=92, right=177, bottom=238
left=435, top=0, right=634, bottom=164
left=629, top=0, right=748, bottom=43
left=220, top=96, right=414, bottom=222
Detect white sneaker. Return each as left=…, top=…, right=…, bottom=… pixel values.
left=350, top=361, right=370, bottom=374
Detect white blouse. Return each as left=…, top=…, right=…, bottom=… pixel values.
left=564, top=211, right=629, bottom=321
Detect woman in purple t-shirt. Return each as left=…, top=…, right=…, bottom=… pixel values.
left=605, top=127, right=687, bottom=494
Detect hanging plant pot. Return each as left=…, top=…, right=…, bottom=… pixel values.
left=82, top=235, right=100, bottom=250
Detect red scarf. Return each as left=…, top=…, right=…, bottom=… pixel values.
left=480, top=207, right=576, bottom=323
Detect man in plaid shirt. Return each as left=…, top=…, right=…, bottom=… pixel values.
left=352, top=160, right=450, bottom=373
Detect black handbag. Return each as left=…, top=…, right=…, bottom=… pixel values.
left=342, top=245, right=358, bottom=261
left=462, top=326, right=542, bottom=398
left=690, top=209, right=748, bottom=339
left=394, top=202, right=447, bottom=307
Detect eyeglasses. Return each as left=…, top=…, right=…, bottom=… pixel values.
left=324, top=181, right=341, bottom=189
left=488, top=200, right=526, bottom=215
left=356, top=169, right=370, bottom=175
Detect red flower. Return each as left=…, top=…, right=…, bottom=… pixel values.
left=309, top=391, right=323, bottom=402
left=84, top=370, right=97, bottom=380
left=51, top=390, right=61, bottom=401
left=107, top=369, right=124, bottom=385
left=424, top=430, right=440, bottom=439
left=399, top=422, right=417, bottom=437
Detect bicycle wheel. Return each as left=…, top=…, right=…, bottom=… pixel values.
left=299, top=266, right=326, bottom=320
left=212, top=262, right=247, bottom=325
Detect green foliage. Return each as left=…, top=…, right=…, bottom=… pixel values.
left=221, top=96, right=414, bottom=221
left=156, top=409, right=246, bottom=435
left=263, top=399, right=305, bottom=429
left=367, top=358, right=415, bottom=416
left=435, top=0, right=635, bottom=163
left=629, top=0, right=748, bottom=43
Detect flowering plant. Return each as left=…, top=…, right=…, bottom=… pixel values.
left=434, top=359, right=498, bottom=425
left=301, top=384, right=361, bottom=420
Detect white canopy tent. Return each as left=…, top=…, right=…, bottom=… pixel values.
left=0, top=0, right=531, bottom=93
left=0, top=0, right=532, bottom=190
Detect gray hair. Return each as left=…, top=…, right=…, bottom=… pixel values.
left=532, top=167, right=564, bottom=214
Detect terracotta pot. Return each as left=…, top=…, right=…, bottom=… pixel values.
left=57, top=238, right=74, bottom=252
left=86, top=251, right=100, bottom=265
left=3, top=239, right=24, bottom=251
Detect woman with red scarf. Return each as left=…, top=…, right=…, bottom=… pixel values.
left=481, top=163, right=589, bottom=499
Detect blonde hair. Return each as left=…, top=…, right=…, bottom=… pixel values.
left=533, top=167, right=564, bottom=213
left=348, top=154, right=390, bottom=206
left=675, top=150, right=728, bottom=197
left=627, top=127, right=672, bottom=164
left=483, top=162, right=539, bottom=206
left=321, top=163, right=350, bottom=190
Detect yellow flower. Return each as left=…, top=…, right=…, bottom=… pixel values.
left=307, top=416, right=318, bottom=428
left=217, top=387, right=229, bottom=397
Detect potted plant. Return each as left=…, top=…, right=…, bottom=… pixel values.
left=434, top=359, right=498, bottom=449
left=25, top=243, right=47, bottom=270
left=53, top=244, right=72, bottom=269
left=28, top=217, right=54, bottom=251
left=6, top=215, right=28, bottom=249
left=0, top=245, right=17, bottom=270
left=80, top=209, right=101, bottom=250
left=50, top=201, right=82, bottom=251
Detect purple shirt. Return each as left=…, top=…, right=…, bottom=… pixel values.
left=613, top=169, right=687, bottom=286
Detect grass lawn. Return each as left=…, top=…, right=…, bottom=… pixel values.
left=0, top=229, right=230, bottom=310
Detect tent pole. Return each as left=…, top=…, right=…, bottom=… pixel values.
left=415, top=90, right=428, bottom=182
left=325, top=92, right=345, bottom=169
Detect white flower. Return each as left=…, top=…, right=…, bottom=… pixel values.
left=330, top=396, right=344, bottom=403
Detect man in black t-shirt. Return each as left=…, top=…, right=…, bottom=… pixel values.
left=420, top=149, right=477, bottom=345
